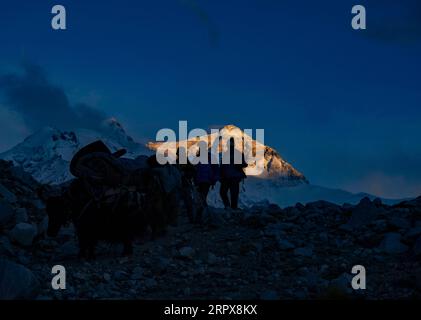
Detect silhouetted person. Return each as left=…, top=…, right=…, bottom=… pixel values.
left=176, top=146, right=196, bottom=222
left=194, top=145, right=220, bottom=206
left=219, top=137, right=247, bottom=210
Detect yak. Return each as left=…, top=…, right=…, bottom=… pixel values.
left=44, top=169, right=169, bottom=259
left=42, top=140, right=189, bottom=260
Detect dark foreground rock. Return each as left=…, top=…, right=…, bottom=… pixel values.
left=25, top=196, right=420, bottom=300
left=0, top=159, right=420, bottom=300
left=0, top=258, right=39, bottom=299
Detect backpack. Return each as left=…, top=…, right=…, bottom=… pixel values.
left=70, top=140, right=127, bottom=186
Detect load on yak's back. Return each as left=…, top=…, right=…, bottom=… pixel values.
left=43, top=140, right=202, bottom=259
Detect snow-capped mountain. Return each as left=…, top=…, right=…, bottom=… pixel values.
left=147, top=124, right=308, bottom=185
left=147, top=124, right=396, bottom=207
left=1, top=121, right=397, bottom=207
left=0, top=118, right=151, bottom=185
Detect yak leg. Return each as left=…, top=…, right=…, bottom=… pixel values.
left=78, top=241, right=96, bottom=260
left=87, top=243, right=96, bottom=260
left=122, top=238, right=133, bottom=256
left=77, top=231, right=88, bottom=259
left=78, top=246, right=87, bottom=259
left=77, top=231, right=96, bottom=260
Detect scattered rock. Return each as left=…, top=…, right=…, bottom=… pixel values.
left=0, top=159, right=420, bottom=300
left=0, top=202, right=14, bottom=227
left=0, top=184, right=17, bottom=203
left=207, top=252, right=219, bottom=265
left=277, top=239, right=295, bottom=250
left=9, top=223, right=37, bottom=246
left=373, top=198, right=382, bottom=207
left=267, top=203, right=282, bottom=215
left=344, top=197, right=382, bottom=230
left=32, top=200, right=45, bottom=210
left=404, top=226, right=421, bottom=242
left=329, top=273, right=352, bottom=294
left=413, top=236, right=421, bottom=257
left=388, top=217, right=410, bottom=230
left=0, top=258, right=39, bottom=299
left=15, top=208, right=28, bottom=223
left=202, top=207, right=226, bottom=226
left=179, top=246, right=195, bottom=258
left=113, top=270, right=128, bottom=281
left=144, top=278, right=158, bottom=288
left=0, top=236, right=14, bottom=256
left=131, top=267, right=144, bottom=280
left=260, top=290, right=279, bottom=300
left=156, top=257, right=170, bottom=272
left=294, top=247, right=313, bottom=257
left=379, top=233, right=408, bottom=254
left=37, top=216, right=49, bottom=236
left=58, top=240, right=79, bottom=258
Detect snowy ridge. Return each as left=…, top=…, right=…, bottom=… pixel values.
left=147, top=124, right=396, bottom=207
left=206, top=178, right=397, bottom=208
left=1, top=121, right=399, bottom=207
left=0, top=118, right=151, bottom=185
left=147, top=124, right=308, bottom=184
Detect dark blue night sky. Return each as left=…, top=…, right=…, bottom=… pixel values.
left=0, top=0, right=420, bottom=198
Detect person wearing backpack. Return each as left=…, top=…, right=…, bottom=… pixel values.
left=194, top=146, right=220, bottom=206
left=219, top=137, right=247, bottom=210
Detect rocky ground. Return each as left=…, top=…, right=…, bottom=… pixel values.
left=1, top=159, right=421, bottom=300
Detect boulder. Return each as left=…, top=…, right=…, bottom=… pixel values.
left=416, top=271, right=421, bottom=292
left=179, top=246, right=195, bottom=258
left=113, top=270, right=128, bottom=281
left=371, top=219, right=388, bottom=233
left=266, top=203, right=282, bottom=215
left=277, top=239, right=295, bottom=250
left=0, top=184, right=17, bottom=203
left=294, top=247, right=313, bottom=257
left=58, top=240, right=79, bottom=258
left=9, top=223, right=37, bottom=246
left=260, top=290, right=279, bottom=300
left=15, top=208, right=28, bottom=223
left=9, top=166, right=39, bottom=188
left=202, top=207, right=226, bottom=227
left=207, top=252, right=219, bottom=265
left=0, top=258, right=39, bottom=299
left=413, top=236, right=421, bottom=257
left=0, top=201, right=14, bottom=227
left=403, top=226, right=421, bottom=242
left=156, top=257, right=170, bottom=272
left=131, top=267, right=144, bottom=280
left=359, top=197, right=372, bottom=206
left=32, top=199, right=45, bottom=210
left=264, top=223, right=289, bottom=238
left=37, top=216, right=49, bottom=236
left=305, top=200, right=340, bottom=211
left=379, top=233, right=408, bottom=254
left=144, top=278, right=158, bottom=288
left=388, top=217, right=410, bottom=231
left=343, top=197, right=383, bottom=230
left=295, top=202, right=305, bottom=211
left=372, top=198, right=382, bottom=207
left=0, top=236, right=14, bottom=256
left=329, top=273, right=353, bottom=294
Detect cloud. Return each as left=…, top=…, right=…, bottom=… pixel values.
left=179, top=0, right=220, bottom=46
left=363, top=0, right=421, bottom=44
left=0, top=105, right=30, bottom=152
left=344, top=172, right=421, bottom=199
left=0, top=63, right=107, bottom=132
